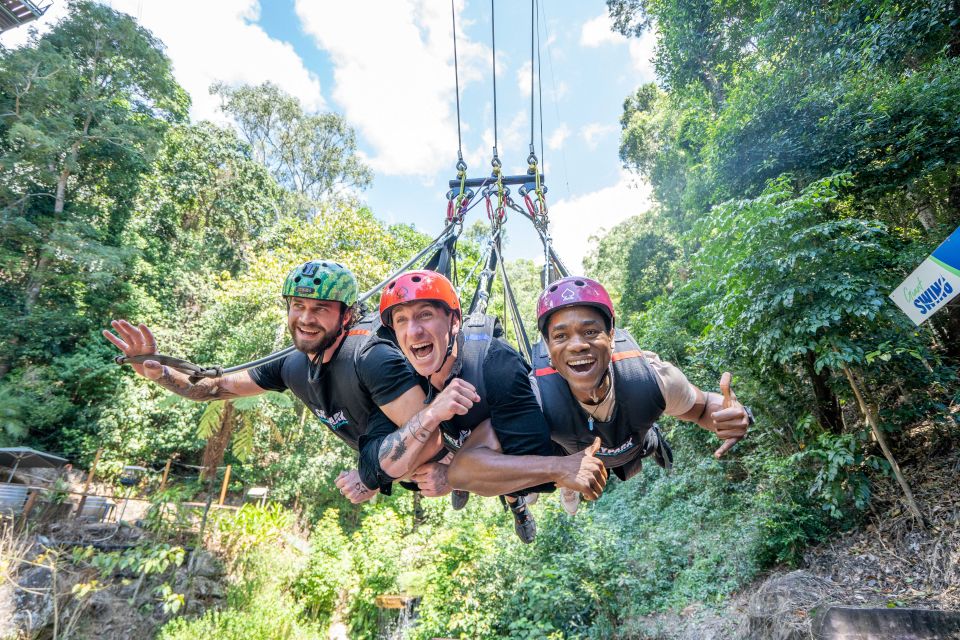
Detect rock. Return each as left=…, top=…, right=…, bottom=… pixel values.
left=9, top=566, right=55, bottom=633
left=191, top=576, right=225, bottom=599
left=190, top=550, right=225, bottom=578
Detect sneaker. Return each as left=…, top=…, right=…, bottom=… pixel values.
left=450, top=490, right=469, bottom=511
left=509, top=496, right=537, bottom=544
left=644, top=424, right=674, bottom=472
left=559, top=487, right=580, bottom=516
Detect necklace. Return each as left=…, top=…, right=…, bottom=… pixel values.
left=583, top=370, right=613, bottom=432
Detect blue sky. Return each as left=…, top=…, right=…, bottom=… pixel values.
left=2, top=1, right=658, bottom=270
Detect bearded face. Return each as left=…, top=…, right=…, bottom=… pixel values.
left=286, top=297, right=346, bottom=355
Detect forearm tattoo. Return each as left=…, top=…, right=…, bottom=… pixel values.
left=379, top=411, right=434, bottom=464
left=156, top=366, right=238, bottom=401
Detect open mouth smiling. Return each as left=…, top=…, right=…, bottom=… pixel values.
left=410, top=341, right=434, bottom=360
left=567, top=356, right=597, bottom=374
left=297, top=327, right=322, bottom=339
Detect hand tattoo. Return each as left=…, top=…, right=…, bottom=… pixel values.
left=156, top=366, right=238, bottom=401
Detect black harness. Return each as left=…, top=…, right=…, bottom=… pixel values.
left=435, top=314, right=502, bottom=452
left=289, top=314, right=384, bottom=450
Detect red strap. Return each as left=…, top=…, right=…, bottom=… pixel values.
left=347, top=329, right=371, bottom=336
left=535, top=350, right=642, bottom=377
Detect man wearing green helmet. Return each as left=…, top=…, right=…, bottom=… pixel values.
left=105, top=260, right=461, bottom=502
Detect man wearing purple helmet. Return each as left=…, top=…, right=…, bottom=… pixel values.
left=533, top=276, right=752, bottom=515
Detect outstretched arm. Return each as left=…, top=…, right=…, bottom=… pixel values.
left=448, top=421, right=607, bottom=499
left=104, top=319, right=264, bottom=401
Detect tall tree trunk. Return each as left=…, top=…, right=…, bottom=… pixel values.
left=23, top=119, right=89, bottom=315
left=840, top=363, right=925, bottom=525
left=202, top=401, right=235, bottom=481
left=803, top=352, right=843, bottom=433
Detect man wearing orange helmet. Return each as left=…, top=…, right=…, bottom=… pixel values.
left=364, top=270, right=609, bottom=543
left=533, top=276, right=753, bottom=515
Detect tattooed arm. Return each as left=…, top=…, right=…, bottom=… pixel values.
left=103, top=319, right=265, bottom=401
left=377, top=378, right=479, bottom=479
left=153, top=365, right=264, bottom=401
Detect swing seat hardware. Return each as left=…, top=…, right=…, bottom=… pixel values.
left=517, top=182, right=547, bottom=197
left=448, top=173, right=544, bottom=189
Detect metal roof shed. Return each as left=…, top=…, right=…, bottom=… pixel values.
left=0, top=0, right=51, bottom=34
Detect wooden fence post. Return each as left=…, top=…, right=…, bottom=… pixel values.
left=75, top=447, right=102, bottom=517
left=218, top=465, right=231, bottom=506
left=159, top=458, right=172, bottom=491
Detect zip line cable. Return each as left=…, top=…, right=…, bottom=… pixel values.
left=451, top=0, right=464, bottom=167
left=529, top=0, right=535, bottom=153
left=490, top=0, right=500, bottom=169
left=536, top=0, right=545, bottom=170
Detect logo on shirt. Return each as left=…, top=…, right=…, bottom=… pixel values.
left=442, top=429, right=472, bottom=451
left=313, top=407, right=349, bottom=431
left=597, top=436, right=634, bottom=457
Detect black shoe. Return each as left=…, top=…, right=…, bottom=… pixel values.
left=450, top=490, right=469, bottom=511
left=509, top=496, right=537, bottom=544
left=644, top=424, right=674, bottom=472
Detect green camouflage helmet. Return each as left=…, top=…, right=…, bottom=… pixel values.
left=282, top=260, right=358, bottom=306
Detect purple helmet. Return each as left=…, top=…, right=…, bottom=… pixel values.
left=536, top=276, right=615, bottom=334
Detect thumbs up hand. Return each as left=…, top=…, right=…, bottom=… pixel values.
left=709, top=372, right=750, bottom=459
left=554, top=437, right=608, bottom=500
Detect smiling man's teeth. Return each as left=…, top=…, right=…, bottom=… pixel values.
left=568, top=358, right=595, bottom=366
left=409, top=341, right=435, bottom=360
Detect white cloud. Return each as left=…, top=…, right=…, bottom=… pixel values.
left=517, top=60, right=533, bottom=97
left=579, top=11, right=656, bottom=84
left=628, top=29, right=657, bottom=82
left=580, top=13, right=627, bottom=48
left=581, top=123, right=618, bottom=150
left=547, top=124, right=570, bottom=151
left=295, top=0, right=487, bottom=178
left=548, top=171, right=653, bottom=272
left=118, top=0, right=324, bottom=122
left=1, top=1, right=324, bottom=123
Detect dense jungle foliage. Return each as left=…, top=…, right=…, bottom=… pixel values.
left=2, top=1, right=959, bottom=638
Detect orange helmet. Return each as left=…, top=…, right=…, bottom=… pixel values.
left=379, top=270, right=461, bottom=327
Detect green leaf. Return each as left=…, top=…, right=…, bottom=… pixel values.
left=197, top=400, right=224, bottom=439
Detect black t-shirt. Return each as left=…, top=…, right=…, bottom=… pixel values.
left=440, top=337, right=554, bottom=459
left=361, top=333, right=554, bottom=494
left=249, top=330, right=418, bottom=450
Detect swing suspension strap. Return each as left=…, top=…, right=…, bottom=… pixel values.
left=466, top=227, right=502, bottom=317
left=493, top=241, right=533, bottom=361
